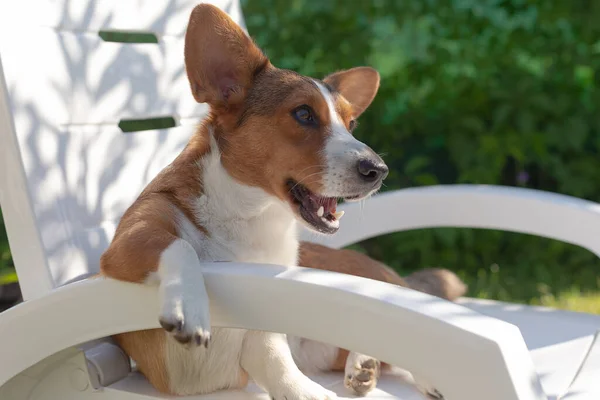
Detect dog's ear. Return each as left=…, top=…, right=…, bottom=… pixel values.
left=324, top=67, right=380, bottom=117
left=184, top=4, right=268, bottom=107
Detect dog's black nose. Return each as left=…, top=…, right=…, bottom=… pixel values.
left=357, top=159, right=389, bottom=183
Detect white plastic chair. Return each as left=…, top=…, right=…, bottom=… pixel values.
left=0, top=1, right=598, bottom=399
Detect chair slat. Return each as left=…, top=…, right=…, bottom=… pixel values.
left=0, top=28, right=208, bottom=125
left=28, top=124, right=196, bottom=287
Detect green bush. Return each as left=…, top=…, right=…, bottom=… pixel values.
left=0, top=211, right=15, bottom=284
left=1, top=1, right=599, bottom=307
left=241, top=0, right=600, bottom=305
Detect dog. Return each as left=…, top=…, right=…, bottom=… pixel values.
left=100, top=3, right=460, bottom=399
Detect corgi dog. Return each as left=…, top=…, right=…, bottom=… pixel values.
left=100, top=3, right=462, bottom=399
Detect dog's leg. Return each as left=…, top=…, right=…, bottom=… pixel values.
left=155, top=238, right=211, bottom=347
left=241, top=331, right=337, bottom=400
left=343, top=352, right=380, bottom=396
left=344, top=352, right=444, bottom=398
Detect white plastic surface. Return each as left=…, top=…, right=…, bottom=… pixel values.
left=559, top=331, right=600, bottom=399
left=0, top=0, right=246, bottom=37
left=0, top=29, right=207, bottom=125
left=0, top=0, right=240, bottom=298
left=0, top=265, right=546, bottom=400
left=86, top=342, right=131, bottom=387
left=460, top=299, right=600, bottom=399
left=99, top=298, right=600, bottom=400
left=304, top=185, right=600, bottom=258
left=106, top=370, right=429, bottom=399
left=0, top=59, right=55, bottom=297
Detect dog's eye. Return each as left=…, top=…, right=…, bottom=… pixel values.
left=292, top=105, right=316, bottom=126
left=348, top=120, right=357, bottom=131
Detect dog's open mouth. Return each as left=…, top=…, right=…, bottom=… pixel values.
left=287, top=180, right=346, bottom=234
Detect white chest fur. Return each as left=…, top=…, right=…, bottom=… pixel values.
left=180, top=145, right=299, bottom=267
left=163, top=143, right=301, bottom=395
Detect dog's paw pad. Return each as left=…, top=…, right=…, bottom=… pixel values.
left=159, top=316, right=182, bottom=333
left=344, top=358, right=380, bottom=396
left=159, top=315, right=211, bottom=348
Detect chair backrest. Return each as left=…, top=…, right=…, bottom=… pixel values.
left=0, top=0, right=247, bottom=300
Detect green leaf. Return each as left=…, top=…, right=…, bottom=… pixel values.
left=404, top=156, right=431, bottom=175
left=0, top=270, right=18, bottom=285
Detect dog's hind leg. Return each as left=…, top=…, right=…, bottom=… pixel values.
left=241, top=331, right=337, bottom=400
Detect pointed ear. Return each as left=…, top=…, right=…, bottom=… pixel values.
left=323, top=67, right=380, bottom=117
left=184, top=4, right=268, bottom=106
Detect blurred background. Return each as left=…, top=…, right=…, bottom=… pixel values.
left=2, top=0, right=600, bottom=312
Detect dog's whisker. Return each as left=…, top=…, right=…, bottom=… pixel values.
left=296, top=164, right=326, bottom=176
left=288, top=172, right=324, bottom=193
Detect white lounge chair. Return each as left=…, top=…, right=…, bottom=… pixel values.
left=0, top=1, right=598, bottom=399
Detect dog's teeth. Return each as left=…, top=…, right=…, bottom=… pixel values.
left=321, top=217, right=328, bottom=223
left=333, top=210, right=345, bottom=220
left=317, top=206, right=324, bottom=217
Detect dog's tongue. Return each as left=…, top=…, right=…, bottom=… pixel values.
left=303, top=193, right=343, bottom=220
left=322, top=197, right=337, bottom=214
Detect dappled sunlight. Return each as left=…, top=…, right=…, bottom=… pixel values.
left=459, top=298, right=600, bottom=350
left=280, top=265, right=518, bottom=337
left=0, top=0, right=242, bottom=287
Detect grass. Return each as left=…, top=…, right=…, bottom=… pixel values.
left=467, top=269, right=600, bottom=314
left=0, top=270, right=17, bottom=285
left=0, top=210, right=13, bottom=285
left=536, top=290, right=600, bottom=314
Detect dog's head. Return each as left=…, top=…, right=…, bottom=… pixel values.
left=185, top=4, right=387, bottom=234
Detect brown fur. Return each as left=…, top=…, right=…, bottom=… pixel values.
left=115, top=329, right=170, bottom=392
left=324, top=68, right=380, bottom=116
left=298, top=242, right=466, bottom=301
left=100, top=127, right=210, bottom=282
left=218, top=69, right=333, bottom=199
left=404, top=268, right=468, bottom=302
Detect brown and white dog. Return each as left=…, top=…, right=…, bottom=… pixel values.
left=100, top=4, right=464, bottom=399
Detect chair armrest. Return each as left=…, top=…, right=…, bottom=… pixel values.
left=0, top=263, right=547, bottom=400
left=304, top=184, right=600, bottom=257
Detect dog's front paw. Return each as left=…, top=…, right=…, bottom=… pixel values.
left=344, top=357, right=380, bottom=396
left=159, top=300, right=211, bottom=347
left=270, top=375, right=337, bottom=400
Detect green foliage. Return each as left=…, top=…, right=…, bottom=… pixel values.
left=241, top=0, right=600, bottom=306
left=0, top=210, right=15, bottom=281
left=1, top=1, right=599, bottom=310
